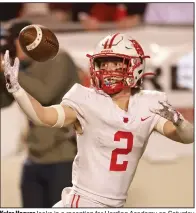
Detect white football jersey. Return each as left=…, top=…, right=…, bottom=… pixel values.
left=61, top=83, right=166, bottom=207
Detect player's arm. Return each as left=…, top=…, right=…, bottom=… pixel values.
left=2, top=50, right=77, bottom=128
left=14, top=89, right=77, bottom=127
left=152, top=101, right=193, bottom=144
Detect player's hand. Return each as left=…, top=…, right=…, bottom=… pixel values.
left=150, top=101, right=183, bottom=126
left=3, top=50, right=21, bottom=93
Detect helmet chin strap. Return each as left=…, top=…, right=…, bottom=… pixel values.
left=100, top=77, right=128, bottom=95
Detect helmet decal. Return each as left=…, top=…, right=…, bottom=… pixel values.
left=129, top=39, right=144, bottom=57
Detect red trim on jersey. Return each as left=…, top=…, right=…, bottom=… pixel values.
left=104, top=39, right=109, bottom=49
left=76, top=195, right=80, bottom=208
left=108, top=33, right=120, bottom=48
left=71, top=194, right=76, bottom=208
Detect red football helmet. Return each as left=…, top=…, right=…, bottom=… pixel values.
left=87, top=33, right=154, bottom=95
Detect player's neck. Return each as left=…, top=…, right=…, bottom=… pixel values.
left=111, top=88, right=131, bottom=112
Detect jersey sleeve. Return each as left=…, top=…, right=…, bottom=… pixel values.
left=60, top=83, right=88, bottom=129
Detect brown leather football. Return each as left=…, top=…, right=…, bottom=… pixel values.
left=19, top=25, right=59, bottom=62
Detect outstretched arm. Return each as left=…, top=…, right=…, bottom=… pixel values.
left=3, top=50, right=77, bottom=128
left=152, top=101, right=193, bottom=144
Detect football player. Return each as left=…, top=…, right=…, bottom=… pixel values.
left=3, top=33, right=193, bottom=207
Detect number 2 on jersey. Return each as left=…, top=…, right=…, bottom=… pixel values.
left=110, top=131, right=133, bottom=171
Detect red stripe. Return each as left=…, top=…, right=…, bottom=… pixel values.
left=76, top=195, right=80, bottom=208
left=108, top=33, right=120, bottom=48
left=71, top=194, right=76, bottom=208
left=104, top=39, right=109, bottom=49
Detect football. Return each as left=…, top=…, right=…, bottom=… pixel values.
left=19, top=25, right=59, bottom=62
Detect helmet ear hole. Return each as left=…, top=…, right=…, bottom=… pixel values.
left=138, top=70, right=142, bottom=75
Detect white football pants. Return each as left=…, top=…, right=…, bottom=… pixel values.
left=53, top=187, right=108, bottom=208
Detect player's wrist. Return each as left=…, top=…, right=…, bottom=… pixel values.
left=10, top=82, right=22, bottom=94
